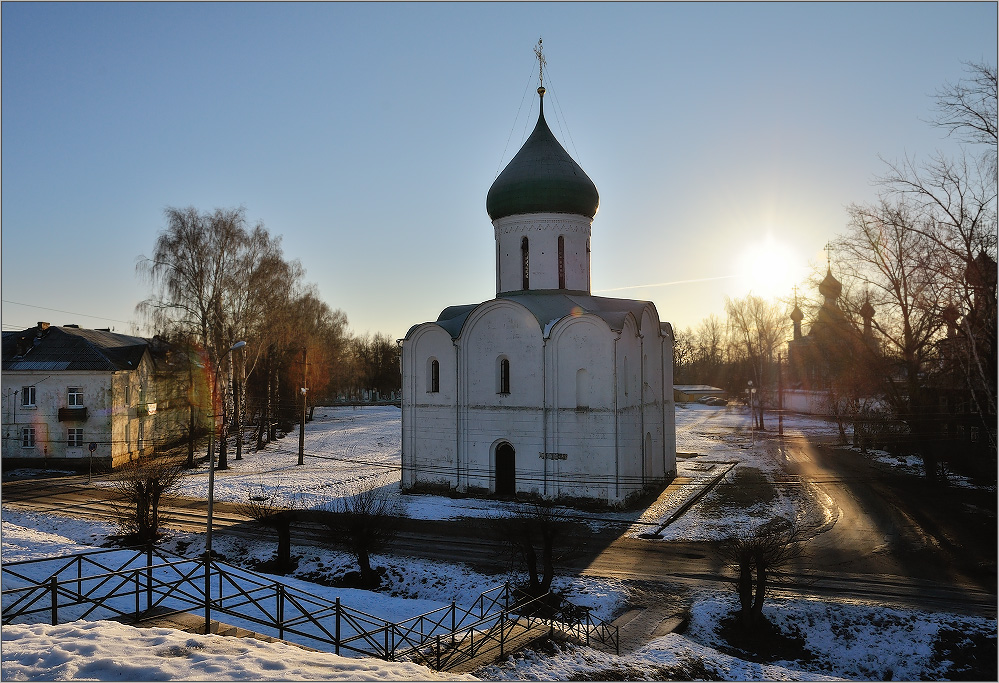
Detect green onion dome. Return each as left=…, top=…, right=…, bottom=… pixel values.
left=486, top=88, right=599, bottom=221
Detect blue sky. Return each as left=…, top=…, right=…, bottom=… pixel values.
left=2, top=2, right=996, bottom=339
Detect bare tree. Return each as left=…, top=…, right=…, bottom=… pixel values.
left=721, top=516, right=804, bottom=629
left=930, top=61, right=998, bottom=150
left=319, top=487, right=403, bottom=588
left=836, top=201, right=947, bottom=475
left=108, top=455, right=185, bottom=544
left=493, top=501, right=583, bottom=598
left=237, top=494, right=303, bottom=574
left=725, top=296, right=788, bottom=430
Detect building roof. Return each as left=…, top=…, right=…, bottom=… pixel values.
left=410, top=290, right=657, bottom=341
left=485, top=89, right=599, bottom=221
left=2, top=325, right=149, bottom=372
left=673, top=385, right=725, bottom=394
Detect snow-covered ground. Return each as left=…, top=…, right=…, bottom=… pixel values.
left=2, top=404, right=995, bottom=680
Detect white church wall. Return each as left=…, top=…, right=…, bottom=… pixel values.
left=640, top=306, right=669, bottom=483
left=659, top=321, right=678, bottom=478
left=402, top=324, right=458, bottom=490
left=493, top=214, right=591, bottom=293
left=547, top=315, right=618, bottom=502
left=458, top=301, right=546, bottom=494
left=615, top=316, right=645, bottom=500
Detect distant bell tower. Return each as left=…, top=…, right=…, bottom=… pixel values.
left=485, top=38, right=599, bottom=295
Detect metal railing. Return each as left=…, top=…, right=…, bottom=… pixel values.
left=1, top=546, right=617, bottom=669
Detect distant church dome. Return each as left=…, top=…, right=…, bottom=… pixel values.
left=818, top=266, right=842, bottom=300
left=486, top=88, right=599, bottom=221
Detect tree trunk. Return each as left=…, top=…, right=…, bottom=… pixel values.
left=540, top=530, right=555, bottom=593
left=276, top=519, right=292, bottom=572
left=522, top=538, right=541, bottom=593
left=737, top=557, right=753, bottom=627
left=187, top=403, right=196, bottom=469
left=751, top=563, right=768, bottom=623
left=357, top=547, right=377, bottom=586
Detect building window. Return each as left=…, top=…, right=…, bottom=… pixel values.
left=68, top=428, right=84, bottom=448
left=558, top=235, right=566, bottom=289
left=124, top=384, right=130, bottom=404
left=22, top=427, right=35, bottom=448
left=138, top=421, right=145, bottom=451
left=428, top=358, right=440, bottom=393
left=68, top=387, right=83, bottom=407
left=576, top=368, right=589, bottom=409
left=521, top=237, right=530, bottom=290
left=498, top=357, right=511, bottom=395
left=21, top=386, right=36, bottom=407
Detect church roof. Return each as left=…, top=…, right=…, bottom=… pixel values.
left=413, top=291, right=656, bottom=341
left=819, top=266, right=842, bottom=299
left=485, top=89, right=599, bottom=221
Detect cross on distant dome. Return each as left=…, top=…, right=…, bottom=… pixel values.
left=824, top=241, right=834, bottom=266
left=534, top=37, right=546, bottom=89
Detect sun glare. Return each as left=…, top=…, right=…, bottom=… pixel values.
left=736, top=237, right=801, bottom=299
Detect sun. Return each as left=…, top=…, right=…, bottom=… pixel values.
left=736, top=237, right=801, bottom=299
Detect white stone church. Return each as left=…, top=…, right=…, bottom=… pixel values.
left=401, top=86, right=676, bottom=506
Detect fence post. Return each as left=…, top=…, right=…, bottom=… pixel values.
left=500, top=610, right=505, bottom=658
left=383, top=624, right=389, bottom=661
left=451, top=601, right=456, bottom=633
left=49, top=576, right=58, bottom=626
left=276, top=584, right=284, bottom=641
left=504, top=582, right=510, bottom=611
left=203, top=556, right=211, bottom=635
left=76, top=556, right=82, bottom=600
left=146, top=545, right=153, bottom=613
left=334, top=598, right=340, bottom=655
left=135, top=569, right=140, bottom=616
left=436, top=634, right=441, bottom=670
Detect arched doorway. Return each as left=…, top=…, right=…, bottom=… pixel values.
left=495, top=442, right=516, bottom=495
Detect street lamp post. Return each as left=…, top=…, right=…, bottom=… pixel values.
left=204, top=339, right=245, bottom=634
left=234, top=343, right=245, bottom=461
left=298, top=346, right=307, bottom=466
left=747, top=380, right=756, bottom=447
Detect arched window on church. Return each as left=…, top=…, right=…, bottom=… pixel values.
left=558, top=235, right=566, bottom=289
left=521, top=237, right=530, bottom=290
left=498, top=357, right=511, bottom=395
left=586, top=238, right=591, bottom=291
left=623, top=357, right=629, bottom=396
left=427, top=358, right=440, bottom=393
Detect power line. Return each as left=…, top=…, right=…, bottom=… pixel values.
left=2, top=299, right=136, bottom=327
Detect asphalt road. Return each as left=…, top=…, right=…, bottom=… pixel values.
left=2, top=433, right=995, bottom=619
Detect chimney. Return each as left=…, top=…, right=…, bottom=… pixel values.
left=37, top=322, right=50, bottom=333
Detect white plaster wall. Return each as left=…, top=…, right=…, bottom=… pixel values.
left=401, top=324, right=458, bottom=490
left=457, top=301, right=545, bottom=494
left=493, top=213, right=592, bottom=293
left=1, top=372, right=114, bottom=463
left=546, top=315, right=618, bottom=501
left=615, top=317, right=645, bottom=499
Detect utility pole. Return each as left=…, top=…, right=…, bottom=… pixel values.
left=778, top=353, right=784, bottom=437
left=298, top=346, right=307, bottom=466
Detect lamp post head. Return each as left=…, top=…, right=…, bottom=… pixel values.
left=230, top=340, right=246, bottom=352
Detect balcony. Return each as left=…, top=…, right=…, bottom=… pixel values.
left=58, top=407, right=88, bottom=422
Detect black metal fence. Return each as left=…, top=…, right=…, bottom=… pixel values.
left=1, top=546, right=617, bottom=670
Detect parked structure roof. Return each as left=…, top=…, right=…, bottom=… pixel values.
left=2, top=325, right=149, bottom=372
